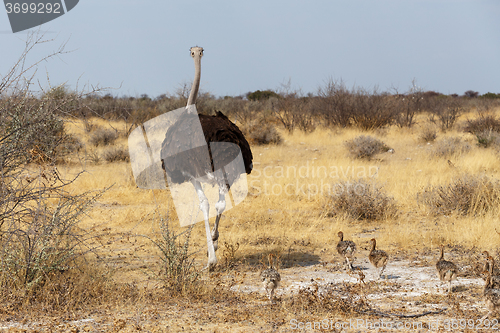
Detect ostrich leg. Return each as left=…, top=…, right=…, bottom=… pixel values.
left=212, top=169, right=229, bottom=253
left=192, top=179, right=217, bottom=270
left=212, top=186, right=228, bottom=252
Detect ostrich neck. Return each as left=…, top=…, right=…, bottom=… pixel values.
left=187, top=57, right=201, bottom=107
left=370, top=241, right=376, bottom=252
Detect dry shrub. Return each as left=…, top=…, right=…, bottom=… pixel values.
left=102, top=146, right=130, bottom=162
left=431, top=137, right=471, bottom=157
left=419, top=126, right=437, bottom=143
left=0, top=188, right=105, bottom=291
left=418, top=174, right=500, bottom=216
left=464, top=115, right=500, bottom=135
left=325, top=179, right=397, bottom=220
left=151, top=216, right=201, bottom=295
left=351, top=91, right=396, bottom=130
left=316, top=79, right=353, bottom=127
left=56, top=134, right=84, bottom=157
left=240, top=120, right=282, bottom=145
left=287, top=282, right=370, bottom=316
left=86, top=149, right=101, bottom=164
left=428, top=97, right=464, bottom=131
left=475, top=130, right=500, bottom=148
left=221, top=241, right=240, bottom=270
left=345, top=135, right=391, bottom=160
left=89, top=128, right=118, bottom=147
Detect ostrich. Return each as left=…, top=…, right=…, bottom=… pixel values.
left=482, top=255, right=500, bottom=320
left=368, top=238, right=388, bottom=279
left=160, top=47, right=253, bottom=270
left=336, top=231, right=356, bottom=270
left=435, top=245, right=458, bottom=293
left=260, top=253, right=281, bottom=303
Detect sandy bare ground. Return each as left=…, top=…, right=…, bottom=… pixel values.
left=0, top=239, right=497, bottom=332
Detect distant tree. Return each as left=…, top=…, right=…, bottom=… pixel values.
left=247, top=89, right=280, bottom=101
left=422, top=91, right=442, bottom=98
left=464, top=90, right=479, bottom=98
left=481, top=92, right=500, bottom=99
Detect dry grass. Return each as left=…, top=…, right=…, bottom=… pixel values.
left=5, top=110, right=500, bottom=330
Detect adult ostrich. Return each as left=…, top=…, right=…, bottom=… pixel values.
left=160, top=47, right=253, bottom=271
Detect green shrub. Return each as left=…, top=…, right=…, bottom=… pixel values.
left=247, top=90, right=280, bottom=101
left=475, top=130, right=500, bottom=148
left=481, top=92, right=500, bottom=99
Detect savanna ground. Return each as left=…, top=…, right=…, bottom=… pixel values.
left=4, top=35, right=500, bottom=333
left=4, top=110, right=500, bottom=332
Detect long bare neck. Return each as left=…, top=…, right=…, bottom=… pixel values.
left=370, top=240, right=376, bottom=252
left=439, top=247, right=444, bottom=260
left=187, top=55, right=201, bottom=106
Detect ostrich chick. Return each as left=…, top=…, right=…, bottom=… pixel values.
left=260, top=254, right=281, bottom=303
left=482, top=256, right=500, bottom=320
left=436, top=245, right=458, bottom=293
left=368, top=238, right=389, bottom=279
left=337, top=231, right=356, bottom=270
left=482, top=251, right=500, bottom=288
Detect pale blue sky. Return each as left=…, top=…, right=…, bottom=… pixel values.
left=1, top=1, right=499, bottom=98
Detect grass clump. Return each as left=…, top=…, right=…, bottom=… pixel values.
left=89, top=128, right=118, bottom=147
left=102, top=146, right=130, bottom=162
left=241, top=119, right=282, bottom=145
left=345, top=135, right=391, bottom=160
left=325, top=179, right=397, bottom=220
left=418, top=174, right=500, bottom=216
left=431, top=136, right=471, bottom=157
left=419, top=126, right=437, bottom=143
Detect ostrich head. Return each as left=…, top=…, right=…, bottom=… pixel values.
left=337, top=231, right=344, bottom=241
left=190, top=46, right=204, bottom=59
left=187, top=46, right=204, bottom=107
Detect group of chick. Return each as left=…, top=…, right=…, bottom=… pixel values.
left=260, top=231, right=500, bottom=320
